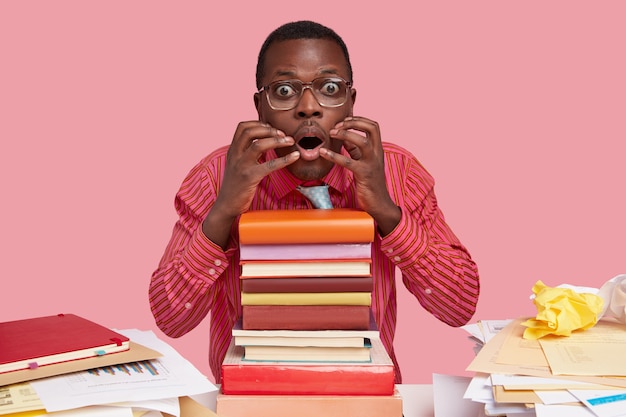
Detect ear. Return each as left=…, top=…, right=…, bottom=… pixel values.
left=347, top=87, right=357, bottom=116
left=254, top=92, right=263, bottom=120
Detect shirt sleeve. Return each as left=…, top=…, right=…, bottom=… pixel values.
left=148, top=153, right=237, bottom=338
left=379, top=145, right=480, bottom=327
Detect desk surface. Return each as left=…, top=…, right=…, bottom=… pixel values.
left=397, top=384, right=435, bottom=417
left=202, top=384, right=436, bottom=417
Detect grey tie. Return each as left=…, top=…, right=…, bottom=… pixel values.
left=296, top=184, right=333, bottom=209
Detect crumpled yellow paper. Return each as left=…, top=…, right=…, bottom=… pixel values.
left=521, top=280, right=604, bottom=340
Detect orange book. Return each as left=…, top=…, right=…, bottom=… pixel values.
left=216, top=388, right=403, bottom=417
left=238, top=209, right=375, bottom=244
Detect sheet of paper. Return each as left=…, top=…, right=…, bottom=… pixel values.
left=432, top=374, right=486, bottom=417
left=492, top=384, right=542, bottom=404
left=535, top=403, right=595, bottom=417
left=538, top=319, right=626, bottom=376
left=490, top=373, right=616, bottom=390
left=462, top=373, right=493, bottom=403
left=480, top=319, right=513, bottom=343
left=534, top=389, right=579, bottom=405
left=30, top=329, right=217, bottom=413
left=569, top=389, right=626, bottom=417
left=0, top=381, right=44, bottom=415
left=45, top=405, right=134, bottom=417
left=112, top=397, right=179, bottom=416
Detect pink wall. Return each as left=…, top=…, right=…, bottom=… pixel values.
left=2, top=1, right=625, bottom=383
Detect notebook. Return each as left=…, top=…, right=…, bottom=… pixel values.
left=0, top=313, right=130, bottom=374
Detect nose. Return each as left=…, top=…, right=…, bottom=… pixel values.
left=295, top=86, right=322, bottom=118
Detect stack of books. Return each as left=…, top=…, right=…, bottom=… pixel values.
left=462, top=317, right=626, bottom=416
left=216, top=209, right=403, bottom=417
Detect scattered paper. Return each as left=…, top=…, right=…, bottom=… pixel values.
left=30, top=329, right=217, bottom=413
left=569, top=389, right=626, bottom=417
left=538, top=319, right=626, bottom=376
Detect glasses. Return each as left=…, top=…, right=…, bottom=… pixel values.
left=258, top=77, right=352, bottom=111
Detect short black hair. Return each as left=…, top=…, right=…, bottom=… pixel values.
left=255, top=20, right=353, bottom=89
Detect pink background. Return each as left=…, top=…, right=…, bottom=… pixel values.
left=2, top=1, right=624, bottom=383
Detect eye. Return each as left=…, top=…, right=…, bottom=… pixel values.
left=272, top=82, right=297, bottom=98
left=319, top=80, right=342, bottom=96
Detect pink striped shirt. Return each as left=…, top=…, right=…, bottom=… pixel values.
left=149, top=142, right=480, bottom=383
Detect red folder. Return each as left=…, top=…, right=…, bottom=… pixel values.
left=0, top=313, right=130, bottom=374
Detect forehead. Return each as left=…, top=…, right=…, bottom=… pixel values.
left=262, top=38, right=349, bottom=82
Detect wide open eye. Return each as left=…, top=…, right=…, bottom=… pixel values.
left=272, top=82, right=298, bottom=99
left=318, top=79, right=342, bottom=96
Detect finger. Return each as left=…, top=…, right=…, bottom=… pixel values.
left=319, top=147, right=356, bottom=170
left=232, top=122, right=287, bottom=152
left=334, top=117, right=381, bottom=141
left=343, top=142, right=362, bottom=160
left=260, top=151, right=301, bottom=175
left=330, top=125, right=371, bottom=150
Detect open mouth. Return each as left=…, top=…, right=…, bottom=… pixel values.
left=298, top=136, right=323, bottom=150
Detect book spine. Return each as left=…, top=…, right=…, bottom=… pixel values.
left=239, top=243, right=372, bottom=260
left=241, top=277, right=374, bottom=293
left=221, top=363, right=395, bottom=396
left=240, top=292, right=371, bottom=306
left=242, top=305, right=372, bottom=330
left=240, top=259, right=372, bottom=278
left=238, top=210, right=375, bottom=244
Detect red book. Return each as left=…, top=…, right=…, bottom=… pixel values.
left=241, top=276, right=373, bottom=293
left=238, top=209, right=375, bottom=245
left=242, top=305, right=372, bottom=330
left=239, top=242, right=372, bottom=261
left=0, top=314, right=130, bottom=374
left=220, top=337, right=395, bottom=395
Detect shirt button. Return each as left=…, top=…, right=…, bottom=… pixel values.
left=393, top=256, right=401, bottom=262
left=387, top=249, right=393, bottom=254
left=185, top=302, right=192, bottom=309
left=425, top=288, right=432, bottom=295
left=208, top=268, right=216, bottom=275
left=215, top=260, right=222, bottom=267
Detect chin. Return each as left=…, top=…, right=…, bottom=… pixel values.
left=287, top=159, right=333, bottom=181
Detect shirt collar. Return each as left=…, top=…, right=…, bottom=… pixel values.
left=262, top=149, right=352, bottom=200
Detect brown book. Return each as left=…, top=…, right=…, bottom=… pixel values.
left=242, top=305, right=372, bottom=330
left=216, top=388, right=403, bottom=417
left=241, top=276, right=373, bottom=293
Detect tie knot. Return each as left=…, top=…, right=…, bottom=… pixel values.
left=296, top=182, right=333, bottom=209
left=300, top=180, right=325, bottom=187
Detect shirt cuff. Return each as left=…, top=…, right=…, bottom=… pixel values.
left=379, top=208, right=429, bottom=267
left=180, top=227, right=231, bottom=283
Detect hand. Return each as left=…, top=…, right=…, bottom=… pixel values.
left=323, top=116, right=401, bottom=235
left=203, top=121, right=299, bottom=247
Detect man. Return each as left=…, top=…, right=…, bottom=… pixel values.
left=149, top=20, right=479, bottom=383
